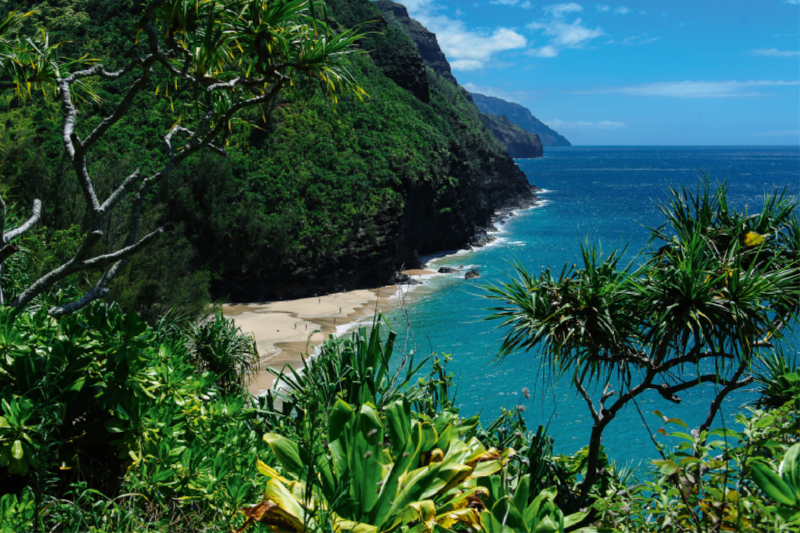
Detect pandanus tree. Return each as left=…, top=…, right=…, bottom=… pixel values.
left=485, top=180, right=799, bottom=502
left=0, top=0, right=363, bottom=315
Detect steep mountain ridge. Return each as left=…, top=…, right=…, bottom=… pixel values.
left=471, top=93, right=571, bottom=147
left=480, top=114, right=544, bottom=159
left=375, top=0, right=459, bottom=86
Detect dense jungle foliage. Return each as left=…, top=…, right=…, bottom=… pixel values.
left=0, top=2, right=797, bottom=532
left=0, top=300, right=798, bottom=532
left=0, top=0, right=511, bottom=318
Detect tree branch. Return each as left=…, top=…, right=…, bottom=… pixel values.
left=4, top=199, right=42, bottom=242
left=654, top=351, right=735, bottom=373
left=10, top=228, right=162, bottom=309
left=574, top=377, right=600, bottom=423
left=0, top=243, right=19, bottom=264
left=698, top=359, right=752, bottom=436
left=82, top=56, right=157, bottom=151
left=99, top=170, right=143, bottom=214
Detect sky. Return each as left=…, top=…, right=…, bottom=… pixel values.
left=395, top=0, right=800, bottom=145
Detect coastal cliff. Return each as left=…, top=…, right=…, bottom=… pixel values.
left=0, top=0, right=539, bottom=308
left=480, top=114, right=544, bottom=159
left=471, top=93, right=571, bottom=147
left=375, top=0, right=460, bottom=86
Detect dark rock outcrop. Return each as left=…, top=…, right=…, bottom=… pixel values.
left=438, top=267, right=458, bottom=273
left=465, top=269, right=481, bottom=280
left=376, top=0, right=459, bottom=86
left=394, top=272, right=421, bottom=285
left=471, top=93, right=571, bottom=147
left=480, top=114, right=543, bottom=159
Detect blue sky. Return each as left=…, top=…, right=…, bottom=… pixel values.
left=395, top=0, right=800, bottom=145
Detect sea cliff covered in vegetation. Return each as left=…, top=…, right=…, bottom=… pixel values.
left=0, top=0, right=535, bottom=314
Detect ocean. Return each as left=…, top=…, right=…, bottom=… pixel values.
left=380, top=146, right=800, bottom=466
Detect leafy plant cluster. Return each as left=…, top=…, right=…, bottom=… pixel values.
left=0, top=273, right=798, bottom=532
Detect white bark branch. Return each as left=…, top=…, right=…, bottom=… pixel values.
left=4, top=199, right=42, bottom=242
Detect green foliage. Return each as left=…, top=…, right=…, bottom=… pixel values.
left=485, top=178, right=800, bottom=501
left=479, top=482, right=597, bottom=533
left=752, top=348, right=800, bottom=409
left=0, top=0, right=518, bottom=311
left=188, top=308, right=259, bottom=394
left=243, top=398, right=507, bottom=532
left=593, top=399, right=800, bottom=532
left=0, top=303, right=271, bottom=531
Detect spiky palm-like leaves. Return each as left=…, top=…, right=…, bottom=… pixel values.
left=485, top=178, right=799, bottom=502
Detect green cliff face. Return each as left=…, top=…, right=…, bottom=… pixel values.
left=480, top=114, right=544, bottom=159
left=471, top=93, right=572, bottom=147
left=0, top=0, right=535, bottom=311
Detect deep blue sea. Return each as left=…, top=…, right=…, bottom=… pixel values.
left=381, top=146, right=800, bottom=466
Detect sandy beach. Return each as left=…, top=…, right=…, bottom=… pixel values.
left=224, top=270, right=437, bottom=395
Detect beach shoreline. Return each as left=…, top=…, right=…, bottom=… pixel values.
left=224, top=271, right=437, bottom=395
left=225, top=203, right=544, bottom=396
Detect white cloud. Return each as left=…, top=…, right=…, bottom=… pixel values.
left=596, top=4, right=610, bottom=12
left=574, top=80, right=800, bottom=98
left=614, top=33, right=661, bottom=46
left=463, top=82, right=537, bottom=102
left=543, top=3, right=583, bottom=18
left=615, top=6, right=632, bottom=14
left=753, top=129, right=800, bottom=137
left=784, top=0, right=799, bottom=4
left=489, top=0, right=534, bottom=7
left=528, top=45, right=560, bottom=57
left=547, top=119, right=627, bottom=129
left=750, top=48, right=800, bottom=57
left=404, top=3, right=527, bottom=70
left=526, top=17, right=604, bottom=51
left=401, top=0, right=436, bottom=10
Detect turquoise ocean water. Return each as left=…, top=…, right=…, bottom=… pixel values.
left=380, top=146, right=800, bottom=465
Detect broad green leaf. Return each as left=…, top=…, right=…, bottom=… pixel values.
left=781, top=443, right=800, bottom=499
left=11, top=440, right=23, bottom=460
left=657, top=460, right=679, bottom=476
left=257, top=459, right=291, bottom=483
left=481, top=508, right=516, bottom=533
left=513, top=474, right=531, bottom=513
left=263, top=433, right=304, bottom=480
left=385, top=399, right=411, bottom=453
left=351, top=404, right=384, bottom=515
left=750, top=462, right=797, bottom=506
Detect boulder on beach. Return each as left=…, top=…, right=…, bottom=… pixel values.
left=395, top=272, right=421, bottom=285
left=438, top=267, right=458, bottom=273
left=465, top=269, right=481, bottom=280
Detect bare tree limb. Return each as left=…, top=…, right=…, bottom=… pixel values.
left=82, top=56, right=158, bottom=151
left=698, top=360, right=752, bottom=436
left=48, top=255, right=131, bottom=318
left=0, top=243, right=19, bottom=264
left=654, top=351, right=735, bottom=373
left=10, top=228, right=163, bottom=309
left=99, top=170, right=143, bottom=214
left=4, top=199, right=42, bottom=242
left=574, top=377, right=600, bottom=423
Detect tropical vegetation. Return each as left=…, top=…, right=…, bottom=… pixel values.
left=0, top=1, right=797, bottom=532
